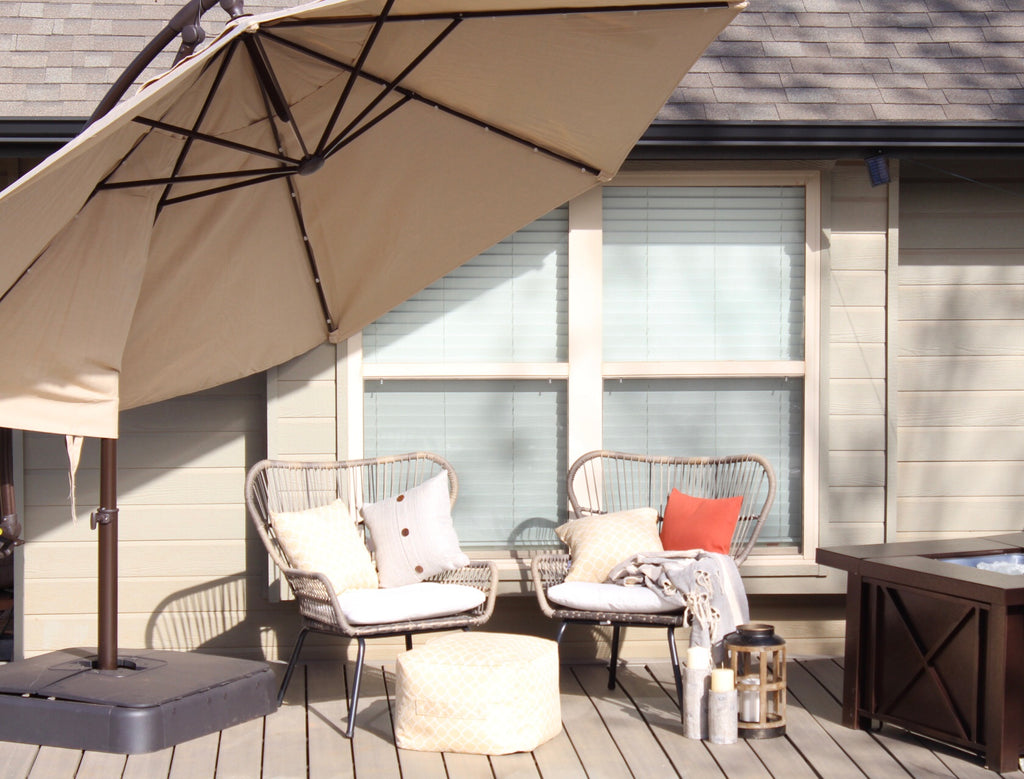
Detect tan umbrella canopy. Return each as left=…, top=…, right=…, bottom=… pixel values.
left=0, top=0, right=744, bottom=440
left=0, top=0, right=744, bottom=694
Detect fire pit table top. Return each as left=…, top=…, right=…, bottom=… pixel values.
left=816, top=532, right=1024, bottom=606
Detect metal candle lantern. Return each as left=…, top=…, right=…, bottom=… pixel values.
left=725, top=623, right=786, bottom=738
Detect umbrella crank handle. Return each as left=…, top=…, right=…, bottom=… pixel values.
left=91, top=507, right=118, bottom=531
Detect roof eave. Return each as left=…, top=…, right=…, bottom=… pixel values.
left=633, top=121, right=1024, bottom=160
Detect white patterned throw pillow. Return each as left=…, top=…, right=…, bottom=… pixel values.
left=556, top=507, right=663, bottom=583
left=360, top=471, right=470, bottom=588
left=270, top=499, right=378, bottom=594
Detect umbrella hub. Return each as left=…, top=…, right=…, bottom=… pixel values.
left=298, top=155, right=325, bottom=176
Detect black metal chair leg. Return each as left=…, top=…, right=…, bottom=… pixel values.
left=555, top=621, right=568, bottom=644
left=277, top=627, right=309, bottom=706
left=667, top=626, right=683, bottom=709
left=344, top=637, right=367, bottom=739
left=608, top=624, right=621, bottom=690
left=405, top=633, right=413, bottom=651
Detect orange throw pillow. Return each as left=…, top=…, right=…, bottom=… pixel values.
left=659, top=489, right=742, bottom=555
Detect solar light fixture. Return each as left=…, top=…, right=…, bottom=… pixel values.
left=866, top=153, right=891, bottom=186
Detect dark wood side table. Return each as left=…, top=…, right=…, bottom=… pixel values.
left=817, top=533, right=1024, bottom=773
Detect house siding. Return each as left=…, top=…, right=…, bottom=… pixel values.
left=17, top=375, right=306, bottom=659
left=895, top=158, right=1024, bottom=539
left=823, top=161, right=890, bottom=549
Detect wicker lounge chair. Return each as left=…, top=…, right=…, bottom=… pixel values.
left=532, top=451, right=776, bottom=705
left=246, top=453, right=497, bottom=738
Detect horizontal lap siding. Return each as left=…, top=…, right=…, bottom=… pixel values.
left=896, top=159, right=1024, bottom=540
left=822, top=163, right=889, bottom=549
left=18, top=375, right=305, bottom=659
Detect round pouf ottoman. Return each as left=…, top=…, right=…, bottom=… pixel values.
left=394, top=632, right=561, bottom=754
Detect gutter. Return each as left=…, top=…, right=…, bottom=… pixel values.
left=633, top=121, right=1024, bottom=160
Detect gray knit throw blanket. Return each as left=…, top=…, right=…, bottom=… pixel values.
left=607, top=550, right=749, bottom=665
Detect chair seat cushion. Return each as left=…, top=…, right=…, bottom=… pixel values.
left=337, top=581, right=485, bottom=625
left=546, top=581, right=681, bottom=614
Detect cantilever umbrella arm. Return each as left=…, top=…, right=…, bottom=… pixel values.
left=87, top=0, right=248, bottom=128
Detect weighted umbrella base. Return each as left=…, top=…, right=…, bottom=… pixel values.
left=0, top=647, right=277, bottom=753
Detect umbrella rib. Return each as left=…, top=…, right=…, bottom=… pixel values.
left=160, top=170, right=294, bottom=206
left=314, top=0, right=396, bottom=157
left=132, top=116, right=299, bottom=166
left=320, top=18, right=461, bottom=160
left=243, top=35, right=315, bottom=160
left=323, top=95, right=411, bottom=159
left=285, top=181, right=336, bottom=335
left=264, top=31, right=600, bottom=176
left=250, top=71, right=336, bottom=336
left=97, top=167, right=291, bottom=191
left=157, top=38, right=242, bottom=215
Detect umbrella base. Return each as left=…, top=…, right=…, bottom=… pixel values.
left=0, top=647, right=277, bottom=753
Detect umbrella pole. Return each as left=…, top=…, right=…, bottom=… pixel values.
left=96, top=439, right=117, bottom=670
left=0, top=428, right=14, bottom=520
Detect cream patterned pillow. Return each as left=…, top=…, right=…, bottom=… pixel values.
left=556, top=507, right=663, bottom=583
left=270, top=499, right=378, bottom=594
left=360, top=471, right=470, bottom=588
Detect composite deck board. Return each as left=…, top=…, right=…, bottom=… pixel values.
left=573, top=665, right=678, bottom=777
left=307, top=662, right=357, bottom=779
left=215, top=717, right=265, bottom=779
left=787, top=660, right=910, bottom=778
left=530, top=724, right=588, bottom=779
left=26, top=746, right=81, bottom=778
left=350, top=664, right=402, bottom=778
left=557, top=667, right=632, bottom=779
left=646, top=663, right=770, bottom=779
left=490, top=749, right=542, bottom=779
left=616, top=665, right=727, bottom=778
left=121, top=747, right=172, bottom=779
left=0, top=741, right=37, bottom=779
left=168, top=731, right=220, bottom=779
left=442, top=751, right=494, bottom=778
left=67, top=749, right=125, bottom=779
left=0, top=659, right=1021, bottom=777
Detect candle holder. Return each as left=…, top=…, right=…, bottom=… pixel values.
left=724, top=623, right=786, bottom=739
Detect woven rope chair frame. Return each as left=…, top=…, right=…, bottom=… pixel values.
left=532, top=451, right=776, bottom=704
left=246, top=453, right=497, bottom=738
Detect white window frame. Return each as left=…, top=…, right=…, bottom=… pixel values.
left=344, top=169, right=821, bottom=567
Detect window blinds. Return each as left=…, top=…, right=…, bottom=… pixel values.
left=364, top=380, right=566, bottom=548
left=603, top=187, right=805, bottom=362
left=362, top=207, right=569, bottom=363
left=603, top=379, right=803, bottom=546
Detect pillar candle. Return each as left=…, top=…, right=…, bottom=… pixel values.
left=737, top=678, right=760, bottom=723
left=711, top=667, right=735, bottom=692
left=686, top=645, right=711, bottom=669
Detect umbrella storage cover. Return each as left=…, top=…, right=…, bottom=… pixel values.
left=0, top=0, right=745, bottom=438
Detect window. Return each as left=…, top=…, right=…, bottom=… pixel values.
left=353, top=171, right=819, bottom=557
left=601, top=183, right=811, bottom=547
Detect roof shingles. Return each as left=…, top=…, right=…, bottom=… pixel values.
left=667, top=0, right=1024, bottom=123
left=0, top=0, right=1022, bottom=124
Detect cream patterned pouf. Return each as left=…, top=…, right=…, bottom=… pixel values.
left=394, top=632, right=561, bottom=754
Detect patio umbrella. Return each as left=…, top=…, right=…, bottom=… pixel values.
left=0, top=0, right=743, bottom=752
left=0, top=0, right=744, bottom=440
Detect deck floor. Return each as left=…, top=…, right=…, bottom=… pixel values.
left=0, top=658, right=1021, bottom=778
